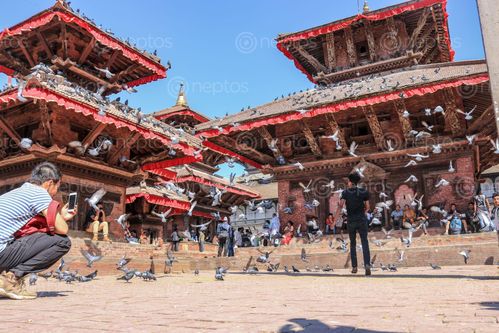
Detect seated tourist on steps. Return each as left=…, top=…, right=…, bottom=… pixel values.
left=0, top=162, right=75, bottom=300
left=443, top=203, right=469, bottom=235
left=402, top=205, right=416, bottom=229
left=85, top=202, right=111, bottom=242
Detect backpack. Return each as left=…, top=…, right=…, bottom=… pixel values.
left=218, top=225, right=229, bottom=240
left=449, top=215, right=462, bottom=232
left=14, top=200, right=60, bottom=239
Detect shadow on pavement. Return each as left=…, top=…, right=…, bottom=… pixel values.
left=477, top=301, right=499, bottom=310
left=278, top=318, right=400, bottom=333
left=37, top=290, right=73, bottom=298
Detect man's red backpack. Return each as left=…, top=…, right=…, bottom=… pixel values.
left=14, top=200, right=60, bottom=238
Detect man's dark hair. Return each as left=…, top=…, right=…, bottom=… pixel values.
left=493, top=193, right=499, bottom=199
left=348, top=172, right=361, bottom=185
left=450, top=203, right=456, bottom=207
left=28, top=162, right=61, bottom=185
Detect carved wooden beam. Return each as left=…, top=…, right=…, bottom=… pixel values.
left=364, top=20, right=377, bottom=62
left=325, top=114, right=347, bottom=151
left=36, top=32, right=53, bottom=58
left=18, top=40, right=35, bottom=68
left=363, top=106, right=384, bottom=150
left=0, top=52, right=30, bottom=75
left=78, top=38, right=95, bottom=64
left=61, top=23, right=69, bottom=59
left=344, top=26, right=357, bottom=66
left=108, top=131, right=142, bottom=166
left=112, top=64, right=139, bottom=83
left=0, top=116, right=21, bottom=145
left=468, top=105, right=494, bottom=133
left=51, top=57, right=116, bottom=89
left=39, top=100, right=53, bottom=146
left=217, top=136, right=274, bottom=165
left=257, top=127, right=282, bottom=160
left=393, top=99, right=413, bottom=141
left=414, top=22, right=436, bottom=52
left=82, top=122, right=107, bottom=150
left=323, top=33, right=336, bottom=71
left=106, top=50, right=120, bottom=69
left=442, top=88, right=465, bottom=136
left=303, top=121, right=322, bottom=156
left=291, top=42, right=328, bottom=74
left=408, top=8, right=431, bottom=49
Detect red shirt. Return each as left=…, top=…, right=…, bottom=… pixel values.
left=326, top=216, right=334, bottom=226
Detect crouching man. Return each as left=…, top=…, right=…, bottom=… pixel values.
left=0, top=162, right=76, bottom=300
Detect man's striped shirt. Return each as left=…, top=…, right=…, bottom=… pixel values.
left=0, top=183, right=52, bottom=253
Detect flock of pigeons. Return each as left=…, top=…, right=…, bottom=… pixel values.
left=10, top=62, right=196, bottom=160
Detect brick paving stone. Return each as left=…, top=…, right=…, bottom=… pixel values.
left=0, top=265, right=497, bottom=332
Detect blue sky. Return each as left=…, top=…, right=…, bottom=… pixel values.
left=0, top=0, right=485, bottom=177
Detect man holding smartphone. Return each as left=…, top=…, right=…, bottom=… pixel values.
left=0, top=162, right=76, bottom=300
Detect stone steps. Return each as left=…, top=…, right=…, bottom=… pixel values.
left=52, top=230, right=499, bottom=276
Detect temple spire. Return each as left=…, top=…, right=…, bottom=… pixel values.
left=363, top=0, right=370, bottom=13
left=175, top=83, right=188, bottom=107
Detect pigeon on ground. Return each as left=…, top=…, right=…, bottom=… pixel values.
left=300, top=248, right=309, bottom=262
left=29, top=273, right=37, bottom=286
left=430, top=263, right=441, bottom=270
left=117, top=269, right=136, bottom=283
left=292, top=266, right=300, bottom=273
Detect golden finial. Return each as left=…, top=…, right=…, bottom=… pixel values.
left=175, top=83, right=188, bottom=107
left=363, top=0, right=370, bottom=13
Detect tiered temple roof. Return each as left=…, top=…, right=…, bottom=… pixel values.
left=275, top=0, right=454, bottom=84
left=0, top=0, right=167, bottom=95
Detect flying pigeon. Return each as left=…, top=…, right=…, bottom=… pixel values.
left=404, top=175, right=418, bottom=183
left=435, top=178, right=450, bottom=188
left=404, top=160, right=418, bottom=168
left=459, top=250, right=471, bottom=264
left=434, top=105, right=445, bottom=115
left=293, top=162, right=305, bottom=170
left=151, top=208, right=172, bottom=223
left=432, top=144, right=442, bottom=154
left=406, top=153, right=429, bottom=162
left=19, top=138, right=33, bottom=150
left=349, top=141, right=359, bottom=157
left=448, top=161, right=455, bottom=173
left=85, top=188, right=107, bottom=210
left=466, top=135, right=476, bottom=145
left=457, top=106, right=476, bottom=121
left=80, top=249, right=102, bottom=268
left=94, top=66, right=114, bottom=79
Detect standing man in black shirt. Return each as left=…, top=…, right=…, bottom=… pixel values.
left=335, top=172, right=372, bottom=276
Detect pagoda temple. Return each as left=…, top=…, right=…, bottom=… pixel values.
left=0, top=0, right=259, bottom=241
left=196, top=0, right=499, bottom=230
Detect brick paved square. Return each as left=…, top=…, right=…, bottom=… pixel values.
left=1, top=266, right=498, bottom=332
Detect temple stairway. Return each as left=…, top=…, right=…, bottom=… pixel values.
left=56, top=229, right=499, bottom=276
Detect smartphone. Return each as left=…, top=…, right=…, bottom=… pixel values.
left=68, top=192, right=78, bottom=213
